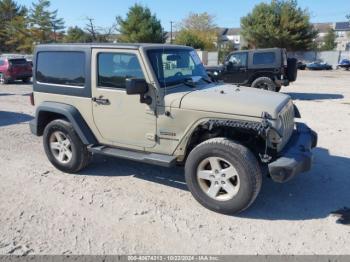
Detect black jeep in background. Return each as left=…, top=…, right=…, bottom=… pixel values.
left=206, top=48, right=298, bottom=92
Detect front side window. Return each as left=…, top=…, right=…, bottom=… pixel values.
left=253, top=52, right=276, bottom=65
left=97, top=53, right=144, bottom=89
left=147, top=49, right=207, bottom=88
left=36, top=52, right=85, bottom=87
left=228, top=53, right=248, bottom=67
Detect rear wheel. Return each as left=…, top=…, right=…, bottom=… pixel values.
left=185, top=138, right=262, bottom=214
left=22, top=77, right=31, bottom=83
left=43, top=119, right=91, bottom=173
left=251, top=77, right=277, bottom=92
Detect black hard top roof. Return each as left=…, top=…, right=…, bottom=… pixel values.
left=36, top=43, right=192, bottom=51
left=231, top=47, right=284, bottom=53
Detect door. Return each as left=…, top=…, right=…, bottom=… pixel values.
left=91, top=49, right=156, bottom=149
left=222, top=52, right=248, bottom=84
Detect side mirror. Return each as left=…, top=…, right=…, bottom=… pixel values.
left=126, top=78, right=152, bottom=105
left=224, top=61, right=234, bottom=69
left=126, top=78, right=148, bottom=95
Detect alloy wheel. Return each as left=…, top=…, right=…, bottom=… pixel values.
left=49, top=131, right=73, bottom=164
left=197, top=157, right=240, bottom=201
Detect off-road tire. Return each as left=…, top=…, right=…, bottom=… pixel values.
left=251, top=77, right=277, bottom=92
left=185, top=138, right=262, bottom=215
left=43, top=119, right=91, bottom=173
left=287, top=58, right=298, bottom=82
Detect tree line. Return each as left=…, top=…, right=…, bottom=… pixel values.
left=0, top=0, right=343, bottom=54
left=0, top=0, right=166, bottom=53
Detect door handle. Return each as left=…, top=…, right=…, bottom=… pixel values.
left=92, top=97, right=110, bottom=105
left=239, top=68, right=247, bottom=72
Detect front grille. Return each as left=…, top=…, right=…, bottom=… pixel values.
left=278, top=101, right=295, bottom=151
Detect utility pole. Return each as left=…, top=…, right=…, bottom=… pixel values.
left=170, top=21, right=174, bottom=44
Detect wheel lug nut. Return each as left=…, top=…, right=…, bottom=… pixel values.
left=222, top=174, right=226, bottom=178
left=221, top=181, right=226, bottom=185
left=215, top=181, right=219, bottom=185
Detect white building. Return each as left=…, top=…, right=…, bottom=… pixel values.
left=219, top=28, right=244, bottom=50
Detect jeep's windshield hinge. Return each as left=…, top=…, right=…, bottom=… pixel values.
left=145, top=133, right=157, bottom=141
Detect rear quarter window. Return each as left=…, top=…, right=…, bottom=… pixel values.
left=253, top=52, right=276, bottom=65
left=36, top=51, right=85, bottom=87
left=0, top=60, right=4, bottom=66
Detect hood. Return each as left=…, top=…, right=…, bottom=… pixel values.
left=165, top=84, right=291, bottom=119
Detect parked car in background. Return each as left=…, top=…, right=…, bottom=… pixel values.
left=338, top=59, right=350, bottom=70
left=0, top=57, right=32, bottom=84
left=306, top=61, right=333, bottom=70
left=206, top=48, right=298, bottom=92
left=297, top=61, right=307, bottom=70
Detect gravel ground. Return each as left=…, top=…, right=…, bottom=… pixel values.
left=0, top=70, right=349, bottom=255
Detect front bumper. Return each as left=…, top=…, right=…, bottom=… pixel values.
left=268, top=123, right=318, bottom=183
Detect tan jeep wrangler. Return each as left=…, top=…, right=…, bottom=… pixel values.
left=30, top=44, right=317, bottom=214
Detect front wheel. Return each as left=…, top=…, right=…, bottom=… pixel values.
left=185, top=138, right=262, bottom=215
left=43, top=119, right=91, bottom=173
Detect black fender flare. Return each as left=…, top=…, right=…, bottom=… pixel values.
left=30, top=102, right=98, bottom=145
left=204, top=119, right=269, bottom=136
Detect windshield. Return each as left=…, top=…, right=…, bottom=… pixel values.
left=147, top=48, right=208, bottom=88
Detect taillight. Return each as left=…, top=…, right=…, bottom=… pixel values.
left=30, top=92, right=35, bottom=106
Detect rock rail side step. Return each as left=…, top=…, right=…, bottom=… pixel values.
left=88, top=145, right=177, bottom=167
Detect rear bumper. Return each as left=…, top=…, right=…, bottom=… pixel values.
left=268, top=123, right=318, bottom=183
left=12, top=73, right=32, bottom=79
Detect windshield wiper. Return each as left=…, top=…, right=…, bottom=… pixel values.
left=182, top=78, right=196, bottom=88
left=167, top=76, right=210, bottom=88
